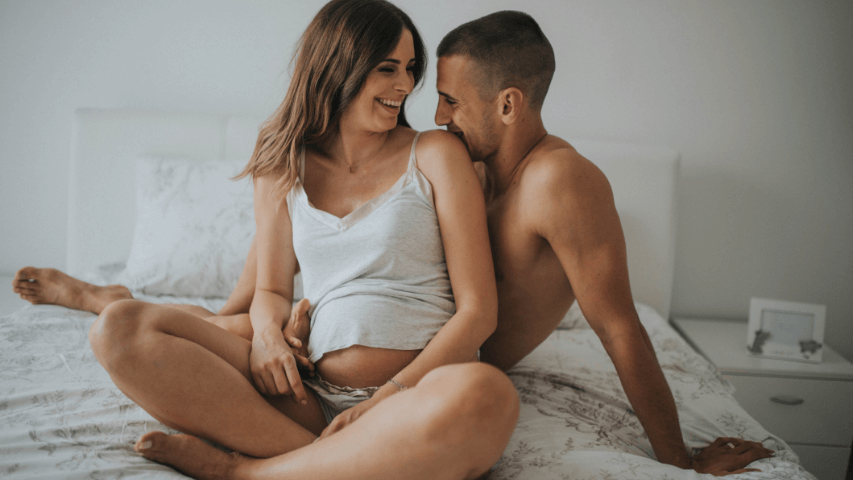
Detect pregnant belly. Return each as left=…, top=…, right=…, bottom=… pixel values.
left=308, top=291, right=452, bottom=388
left=315, top=345, right=420, bottom=389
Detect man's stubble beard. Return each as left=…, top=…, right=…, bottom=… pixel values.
left=470, top=109, right=500, bottom=164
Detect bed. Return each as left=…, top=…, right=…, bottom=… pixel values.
left=0, top=109, right=816, bottom=479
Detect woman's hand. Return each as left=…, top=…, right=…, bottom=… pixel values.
left=250, top=324, right=311, bottom=403
left=316, top=384, right=398, bottom=440
left=317, top=394, right=377, bottom=440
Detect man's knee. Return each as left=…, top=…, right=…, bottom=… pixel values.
left=89, top=299, right=149, bottom=367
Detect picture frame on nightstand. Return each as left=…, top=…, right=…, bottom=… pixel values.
left=747, top=297, right=826, bottom=363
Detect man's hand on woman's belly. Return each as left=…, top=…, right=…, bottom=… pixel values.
left=284, top=298, right=422, bottom=389
left=284, top=298, right=312, bottom=360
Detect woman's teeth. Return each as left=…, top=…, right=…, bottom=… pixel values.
left=378, top=98, right=401, bottom=107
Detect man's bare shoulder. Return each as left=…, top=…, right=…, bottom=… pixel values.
left=519, top=136, right=614, bottom=214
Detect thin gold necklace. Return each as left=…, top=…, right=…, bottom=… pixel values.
left=344, top=159, right=371, bottom=173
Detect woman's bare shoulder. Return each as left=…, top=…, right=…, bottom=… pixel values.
left=415, top=129, right=465, bottom=150
left=410, top=130, right=477, bottom=194
left=413, top=129, right=470, bottom=171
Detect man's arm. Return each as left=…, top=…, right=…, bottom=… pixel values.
left=532, top=149, right=772, bottom=473
left=218, top=238, right=258, bottom=316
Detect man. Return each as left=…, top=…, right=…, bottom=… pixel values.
left=431, top=11, right=772, bottom=474
left=13, top=9, right=772, bottom=476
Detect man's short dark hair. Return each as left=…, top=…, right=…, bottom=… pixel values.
left=437, top=11, right=555, bottom=111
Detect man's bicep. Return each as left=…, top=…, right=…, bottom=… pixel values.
left=538, top=174, right=637, bottom=334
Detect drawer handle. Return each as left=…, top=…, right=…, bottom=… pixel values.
left=770, top=395, right=804, bottom=406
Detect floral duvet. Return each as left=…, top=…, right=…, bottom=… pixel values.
left=1, top=299, right=815, bottom=479
left=494, top=303, right=815, bottom=479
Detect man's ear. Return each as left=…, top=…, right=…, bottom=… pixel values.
left=497, top=87, right=524, bottom=125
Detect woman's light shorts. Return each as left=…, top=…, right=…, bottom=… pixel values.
left=303, top=375, right=380, bottom=424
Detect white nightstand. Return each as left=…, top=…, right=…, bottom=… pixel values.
left=0, top=275, right=30, bottom=316
left=672, top=317, right=853, bottom=480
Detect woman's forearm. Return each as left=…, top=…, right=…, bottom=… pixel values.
left=249, top=289, right=292, bottom=334
left=390, top=305, right=496, bottom=390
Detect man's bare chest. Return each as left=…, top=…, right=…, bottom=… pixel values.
left=486, top=187, right=572, bottom=289
left=486, top=194, right=546, bottom=281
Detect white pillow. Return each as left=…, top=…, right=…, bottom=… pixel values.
left=116, top=158, right=255, bottom=298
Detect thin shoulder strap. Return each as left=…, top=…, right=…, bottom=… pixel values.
left=407, top=131, right=422, bottom=171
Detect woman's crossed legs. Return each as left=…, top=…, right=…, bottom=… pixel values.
left=89, top=300, right=519, bottom=480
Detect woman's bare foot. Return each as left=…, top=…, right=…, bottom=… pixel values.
left=135, top=431, right=241, bottom=480
left=12, top=267, right=132, bottom=314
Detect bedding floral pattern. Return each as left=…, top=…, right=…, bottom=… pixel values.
left=116, top=158, right=255, bottom=299
left=1, top=299, right=816, bottom=479
left=494, top=303, right=815, bottom=479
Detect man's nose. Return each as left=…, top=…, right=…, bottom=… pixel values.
left=434, top=99, right=450, bottom=126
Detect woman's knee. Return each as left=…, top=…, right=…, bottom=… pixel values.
left=423, top=362, right=517, bottom=402
left=458, top=363, right=518, bottom=426
left=88, top=299, right=150, bottom=366
left=413, top=363, right=518, bottom=477
left=420, top=363, right=519, bottom=439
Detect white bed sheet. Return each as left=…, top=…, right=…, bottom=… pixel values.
left=495, top=303, right=814, bottom=479
left=0, top=294, right=225, bottom=479
left=0, top=300, right=814, bottom=479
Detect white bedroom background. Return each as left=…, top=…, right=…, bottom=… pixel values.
left=1, top=1, right=851, bottom=359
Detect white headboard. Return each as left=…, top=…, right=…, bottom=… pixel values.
left=570, top=139, right=680, bottom=319
left=67, top=109, right=261, bottom=278
left=68, top=108, right=678, bottom=318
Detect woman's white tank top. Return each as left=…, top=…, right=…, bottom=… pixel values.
left=287, top=132, right=455, bottom=363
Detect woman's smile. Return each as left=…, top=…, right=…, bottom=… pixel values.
left=377, top=97, right=403, bottom=114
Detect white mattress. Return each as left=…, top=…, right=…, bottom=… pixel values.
left=0, top=300, right=814, bottom=479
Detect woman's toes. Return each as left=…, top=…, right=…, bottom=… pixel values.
left=13, top=283, right=35, bottom=292
left=136, top=431, right=161, bottom=449
left=135, top=432, right=239, bottom=480
left=19, top=294, right=43, bottom=305
left=135, top=431, right=170, bottom=459
left=14, top=266, right=36, bottom=282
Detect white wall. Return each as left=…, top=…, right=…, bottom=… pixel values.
left=2, top=1, right=851, bottom=358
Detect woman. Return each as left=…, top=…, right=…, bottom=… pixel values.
left=87, top=1, right=518, bottom=478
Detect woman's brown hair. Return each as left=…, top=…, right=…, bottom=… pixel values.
left=236, top=0, right=427, bottom=199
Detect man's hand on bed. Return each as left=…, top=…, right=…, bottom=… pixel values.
left=690, top=437, right=774, bottom=476
left=250, top=324, right=312, bottom=404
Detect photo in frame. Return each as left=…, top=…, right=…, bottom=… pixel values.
left=747, top=298, right=826, bottom=363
